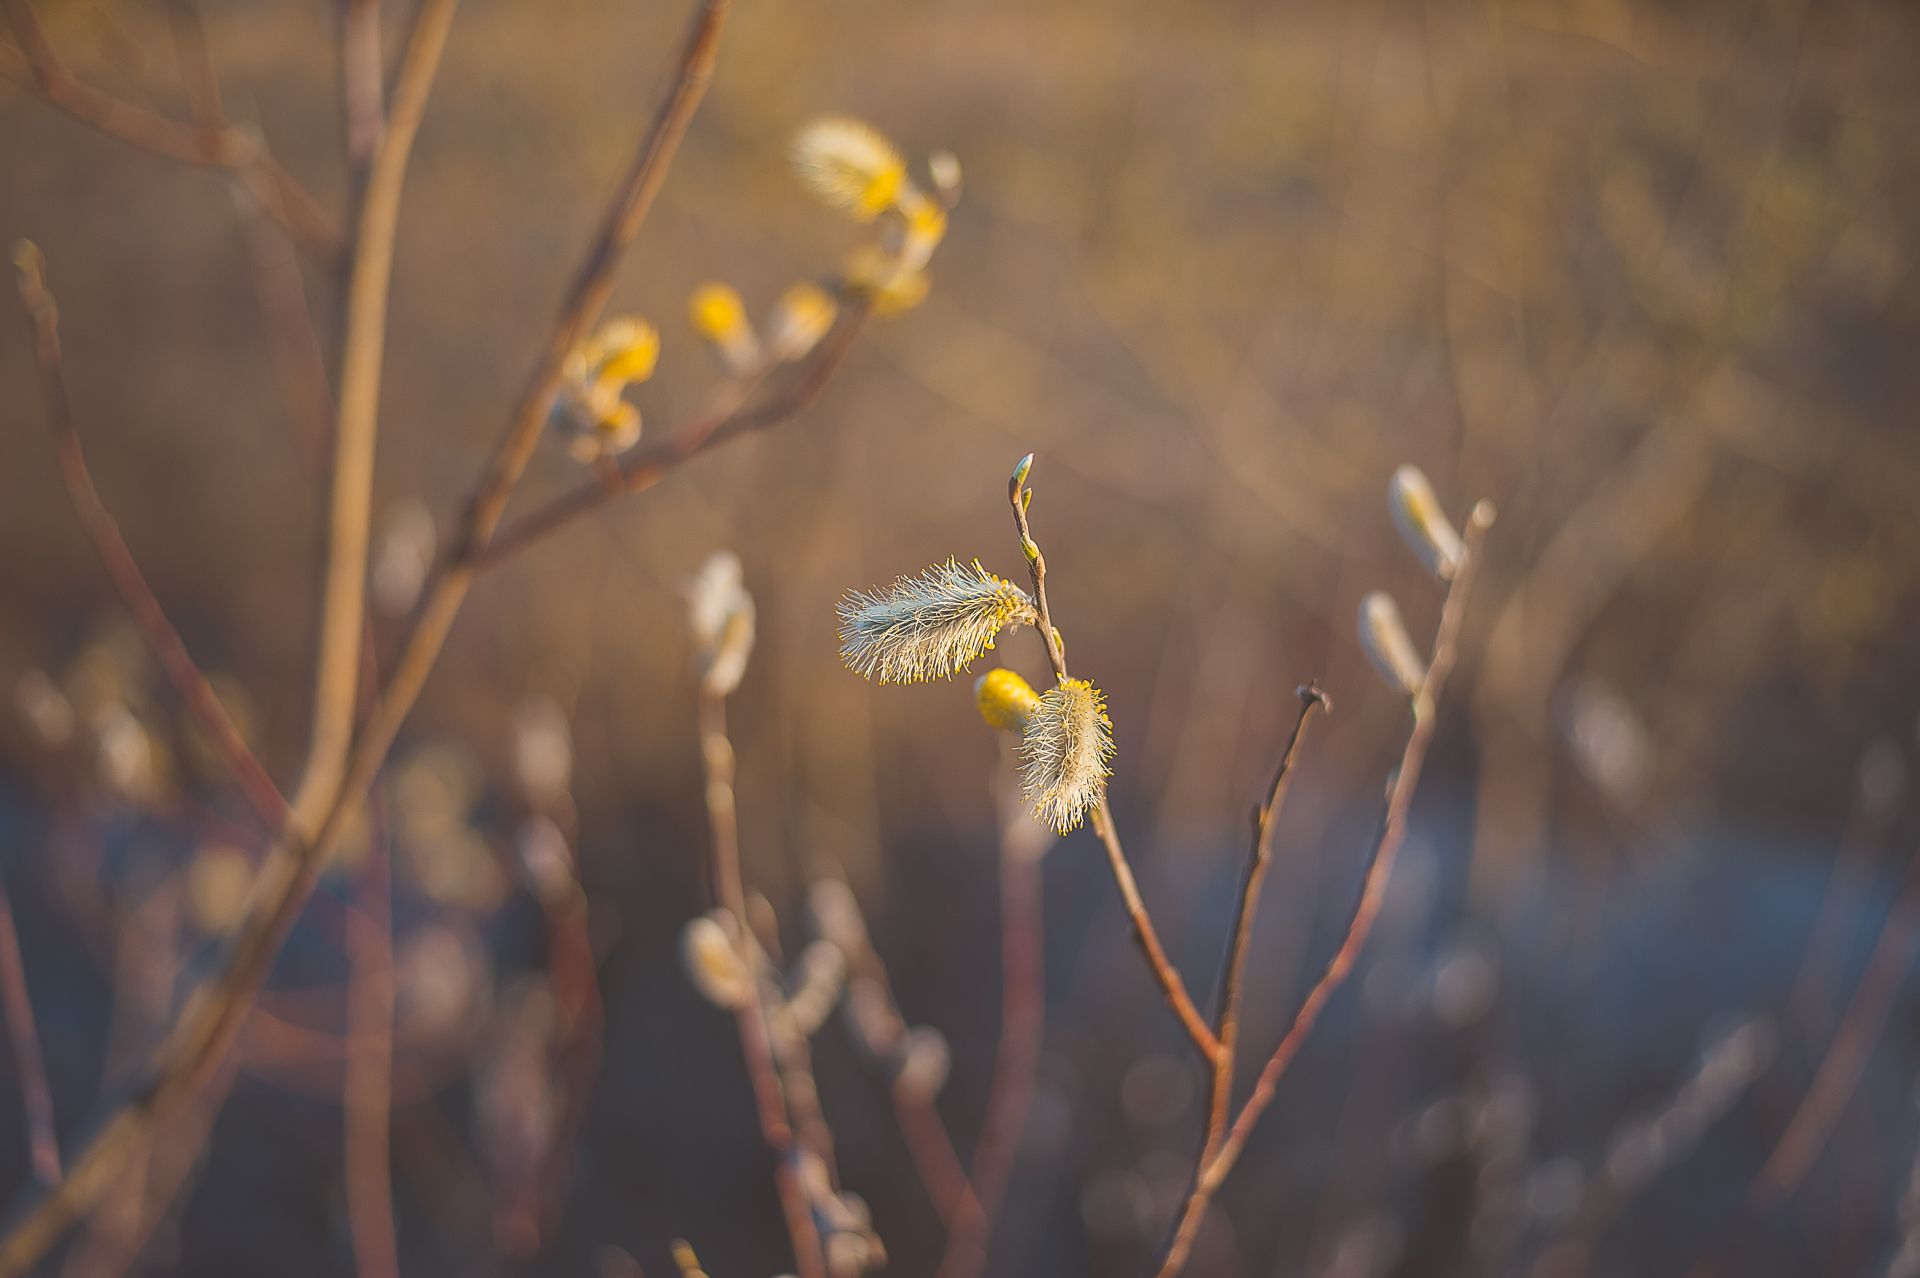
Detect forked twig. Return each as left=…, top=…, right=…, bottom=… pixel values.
left=1150, top=503, right=1495, bottom=1278
left=1203, top=684, right=1329, bottom=1151
left=0, top=0, right=340, bottom=263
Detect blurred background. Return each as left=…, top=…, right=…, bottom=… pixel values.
left=3, top=0, right=1920, bottom=1274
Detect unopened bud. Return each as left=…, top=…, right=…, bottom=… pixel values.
left=1359, top=592, right=1426, bottom=699
left=682, top=912, right=752, bottom=1010
left=894, top=1025, right=951, bottom=1103
left=1389, top=465, right=1465, bottom=581
left=975, top=668, right=1040, bottom=733
left=765, top=282, right=837, bottom=362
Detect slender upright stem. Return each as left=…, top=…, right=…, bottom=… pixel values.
left=0, top=874, right=58, bottom=1186
left=935, top=779, right=1048, bottom=1278
left=1755, top=845, right=1920, bottom=1202
left=343, top=793, right=398, bottom=1278
left=1204, top=685, right=1328, bottom=1147
left=1151, top=503, right=1494, bottom=1278
left=697, top=692, right=827, bottom=1278
left=1008, top=462, right=1218, bottom=1061
left=289, top=0, right=460, bottom=829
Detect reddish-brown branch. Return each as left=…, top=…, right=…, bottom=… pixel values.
left=0, top=874, right=59, bottom=1185
left=935, top=793, right=1047, bottom=1278
left=13, top=244, right=291, bottom=833
left=897, top=1088, right=980, bottom=1230
left=1204, top=685, right=1328, bottom=1148
left=1151, top=503, right=1495, bottom=1278
left=1008, top=460, right=1219, bottom=1062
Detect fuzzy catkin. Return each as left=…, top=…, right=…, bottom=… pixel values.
left=1018, top=677, right=1114, bottom=833
left=837, top=559, right=1037, bottom=684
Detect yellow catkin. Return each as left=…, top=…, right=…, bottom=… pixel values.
left=975, top=668, right=1040, bottom=733
left=792, top=117, right=907, bottom=221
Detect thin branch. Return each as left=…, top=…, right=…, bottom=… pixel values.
left=1151, top=503, right=1496, bottom=1278
left=1754, top=846, right=1920, bottom=1203
left=935, top=772, right=1050, bottom=1278
left=337, top=0, right=385, bottom=196
left=475, top=304, right=868, bottom=569
left=287, top=0, right=459, bottom=828
left=1205, top=684, right=1328, bottom=1146
left=0, top=1, right=340, bottom=264
left=527, top=807, right=605, bottom=1246
left=12, top=244, right=290, bottom=832
left=0, top=874, right=58, bottom=1186
left=343, top=787, right=398, bottom=1278
left=698, top=692, right=827, bottom=1278
left=896, top=1089, right=979, bottom=1230
left=1007, top=461, right=1218, bottom=1061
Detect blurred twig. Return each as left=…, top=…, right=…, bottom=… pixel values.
left=1755, top=847, right=1920, bottom=1203
left=697, top=690, right=827, bottom=1278
left=0, top=0, right=341, bottom=264
left=12, top=244, right=291, bottom=834
left=0, top=874, right=59, bottom=1186
left=345, top=791, right=399, bottom=1278
left=1208, top=683, right=1329, bottom=1143
left=1152, top=503, right=1495, bottom=1278
left=935, top=767, right=1050, bottom=1278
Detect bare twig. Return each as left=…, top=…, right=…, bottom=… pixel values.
left=896, top=1089, right=979, bottom=1229
left=1008, top=459, right=1219, bottom=1061
left=344, top=791, right=399, bottom=1278
left=0, top=874, right=59, bottom=1186
left=1151, top=503, right=1495, bottom=1278
left=337, top=0, right=385, bottom=197
left=12, top=244, right=290, bottom=832
left=1205, top=685, right=1328, bottom=1149
left=288, top=0, right=460, bottom=827
left=527, top=810, right=605, bottom=1245
left=0, top=1, right=340, bottom=264
left=698, top=691, right=827, bottom=1278
left=1755, top=846, right=1920, bottom=1203
left=935, top=770, right=1050, bottom=1278
left=161, top=0, right=223, bottom=129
